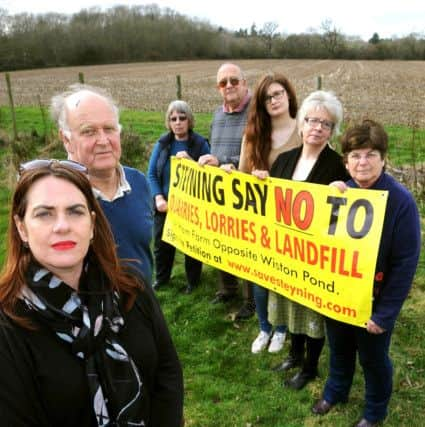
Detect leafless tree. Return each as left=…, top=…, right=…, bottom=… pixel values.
left=260, top=21, right=279, bottom=56
left=320, top=19, right=345, bottom=57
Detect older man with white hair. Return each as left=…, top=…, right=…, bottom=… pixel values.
left=50, top=84, right=153, bottom=284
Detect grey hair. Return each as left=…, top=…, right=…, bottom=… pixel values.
left=165, top=100, right=195, bottom=131
left=297, top=90, right=343, bottom=138
left=50, top=83, right=120, bottom=132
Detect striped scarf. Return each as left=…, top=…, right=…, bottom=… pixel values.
left=22, top=261, right=145, bottom=426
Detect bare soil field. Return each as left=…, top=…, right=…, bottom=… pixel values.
left=1, top=59, right=424, bottom=126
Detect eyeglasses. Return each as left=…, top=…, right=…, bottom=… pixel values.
left=169, top=115, right=188, bottom=122
left=18, top=159, right=88, bottom=178
left=347, top=150, right=381, bottom=162
left=304, top=117, right=334, bottom=131
left=264, top=89, right=286, bottom=105
left=217, top=77, right=241, bottom=88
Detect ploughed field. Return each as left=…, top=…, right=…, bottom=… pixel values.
left=1, top=59, right=424, bottom=126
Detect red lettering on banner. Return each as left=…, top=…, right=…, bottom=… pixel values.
left=274, top=188, right=314, bottom=230
left=168, top=195, right=199, bottom=225
left=205, top=210, right=256, bottom=242
left=274, top=230, right=363, bottom=278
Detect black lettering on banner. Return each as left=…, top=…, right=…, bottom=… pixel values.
left=346, top=199, right=373, bottom=238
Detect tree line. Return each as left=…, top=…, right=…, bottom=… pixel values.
left=0, top=4, right=424, bottom=71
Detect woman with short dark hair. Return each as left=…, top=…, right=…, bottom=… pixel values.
left=312, top=120, right=421, bottom=427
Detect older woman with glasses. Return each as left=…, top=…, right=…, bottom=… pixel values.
left=0, top=160, right=183, bottom=426
left=255, top=90, right=349, bottom=390
left=148, top=100, right=210, bottom=294
left=311, top=120, right=420, bottom=427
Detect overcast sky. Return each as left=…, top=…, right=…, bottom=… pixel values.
left=2, top=0, right=424, bottom=41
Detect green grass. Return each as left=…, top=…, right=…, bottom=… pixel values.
left=156, top=255, right=425, bottom=427
left=120, top=110, right=212, bottom=144
left=0, top=189, right=10, bottom=266
left=2, top=107, right=425, bottom=169
left=0, top=106, right=212, bottom=147
left=386, top=125, right=425, bottom=167
left=0, top=108, right=424, bottom=426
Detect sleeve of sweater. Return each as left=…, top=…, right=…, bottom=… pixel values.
left=200, top=138, right=211, bottom=156
left=270, top=150, right=292, bottom=178
left=371, top=191, right=421, bottom=330
left=137, top=288, right=184, bottom=427
left=139, top=171, right=154, bottom=213
left=147, top=142, right=163, bottom=197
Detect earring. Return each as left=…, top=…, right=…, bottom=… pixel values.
left=22, top=241, right=29, bottom=248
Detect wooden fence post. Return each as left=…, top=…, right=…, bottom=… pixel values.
left=37, top=94, right=48, bottom=136
left=316, top=75, right=322, bottom=90
left=78, top=72, right=85, bottom=84
left=176, top=75, right=182, bottom=100
left=5, top=73, right=18, bottom=141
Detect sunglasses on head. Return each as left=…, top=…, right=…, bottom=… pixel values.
left=169, top=115, right=188, bottom=122
left=217, top=77, right=241, bottom=88
left=18, top=159, right=88, bottom=179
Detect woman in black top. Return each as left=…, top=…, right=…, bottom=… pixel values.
left=268, top=91, right=349, bottom=390
left=0, top=160, right=183, bottom=426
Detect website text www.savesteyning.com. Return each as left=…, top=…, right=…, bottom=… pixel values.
left=227, top=259, right=357, bottom=319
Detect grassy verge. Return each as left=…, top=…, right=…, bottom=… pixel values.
left=0, top=106, right=212, bottom=145
left=1, top=107, right=425, bottom=163
left=157, top=256, right=425, bottom=427
left=0, top=108, right=424, bottom=426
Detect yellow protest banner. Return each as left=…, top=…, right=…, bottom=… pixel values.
left=163, top=157, right=388, bottom=327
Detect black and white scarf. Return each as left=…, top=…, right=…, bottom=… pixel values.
left=21, top=262, right=145, bottom=426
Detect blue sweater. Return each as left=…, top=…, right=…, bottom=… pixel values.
left=148, top=131, right=210, bottom=198
left=348, top=172, right=421, bottom=330
left=99, top=167, right=154, bottom=284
